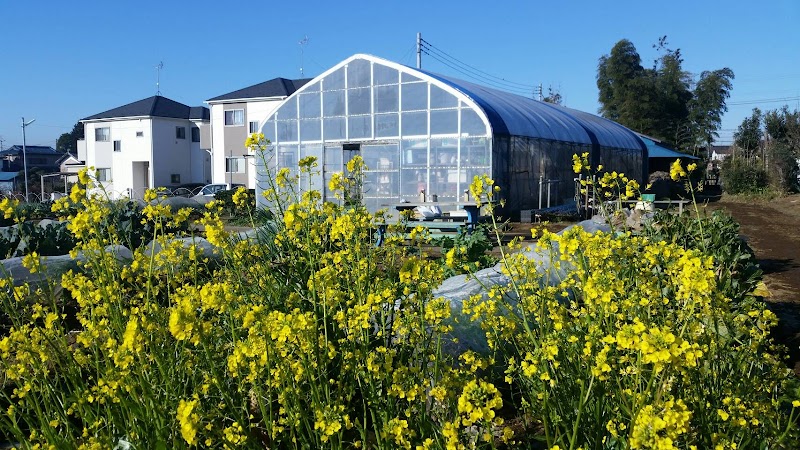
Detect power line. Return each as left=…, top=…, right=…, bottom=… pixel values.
left=420, top=48, right=534, bottom=96
left=727, top=95, right=800, bottom=106
left=421, top=40, right=533, bottom=89
left=398, top=43, right=418, bottom=67
left=422, top=50, right=534, bottom=97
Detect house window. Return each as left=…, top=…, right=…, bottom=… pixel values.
left=95, top=127, right=110, bottom=142
left=113, top=140, right=122, bottom=152
left=224, top=109, right=244, bottom=126
left=176, top=127, right=186, bottom=139
left=249, top=121, right=259, bottom=133
left=191, top=127, right=200, bottom=142
left=136, top=131, right=144, bottom=137
left=97, top=168, right=111, bottom=182
left=225, top=157, right=245, bottom=173
left=171, top=174, right=181, bottom=184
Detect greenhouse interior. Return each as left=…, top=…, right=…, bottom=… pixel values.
left=256, top=54, right=648, bottom=217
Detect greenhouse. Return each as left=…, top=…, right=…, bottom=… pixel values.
left=256, top=54, right=647, bottom=216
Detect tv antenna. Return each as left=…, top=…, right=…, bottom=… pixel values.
left=156, top=61, right=164, bottom=95
left=299, top=36, right=310, bottom=77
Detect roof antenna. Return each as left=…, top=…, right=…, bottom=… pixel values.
left=299, top=36, right=309, bottom=77
left=156, top=61, right=164, bottom=95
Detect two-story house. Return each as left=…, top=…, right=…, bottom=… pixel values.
left=0, top=145, right=63, bottom=173
left=79, top=96, right=211, bottom=199
left=206, top=77, right=310, bottom=188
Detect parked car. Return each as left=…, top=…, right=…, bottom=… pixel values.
left=195, top=183, right=245, bottom=197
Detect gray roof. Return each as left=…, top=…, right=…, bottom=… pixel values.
left=189, top=106, right=210, bottom=121
left=207, top=77, right=312, bottom=102
left=82, top=96, right=210, bottom=121
left=0, top=145, right=59, bottom=156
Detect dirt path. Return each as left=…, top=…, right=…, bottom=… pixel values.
left=707, top=195, right=800, bottom=371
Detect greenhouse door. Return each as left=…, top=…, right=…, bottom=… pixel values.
left=323, top=145, right=345, bottom=202
left=361, top=143, right=400, bottom=212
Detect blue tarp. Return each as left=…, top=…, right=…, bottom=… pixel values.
left=0, top=172, right=19, bottom=182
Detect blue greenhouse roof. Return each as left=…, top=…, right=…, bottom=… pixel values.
left=639, top=135, right=699, bottom=159
left=417, top=70, right=646, bottom=152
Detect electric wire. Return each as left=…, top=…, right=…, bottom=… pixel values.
left=421, top=48, right=534, bottom=97
left=420, top=39, right=534, bottom=90
left=727, top=95, right=800, bottom=106
left=420, top=46, right=534, bottom=96
left=398, top=43, right=418, bottom=67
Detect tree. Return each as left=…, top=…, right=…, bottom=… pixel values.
left=56, top=122, right=84, bottom=153
left=733, top=108, right=762, bottom=160
left=542, top=86, right=563, bottom=105
left=728, top=106, right=800, bottom=193
left=597, top=39, right=647, bottom=126
left=764, top=106, right=800, bottom=191
left=688, top=68, right=735, bottom=154
left=597, top=37, right=733, bottom=155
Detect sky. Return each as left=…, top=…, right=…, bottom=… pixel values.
left=1, top=0, right=798, bottom=150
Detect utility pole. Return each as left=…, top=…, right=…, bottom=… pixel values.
left=416, top=32, right=422, bottom=69
left=0, top=136, right=5, bottom=152
left=21, top=117, right=36, bottom=202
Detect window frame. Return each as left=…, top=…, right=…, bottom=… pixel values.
left=249, top=121, right=259, bottom=133
left=176, top=127, right=186, bottom=140
left=113, top=140, right=122, bottom=152
left=95, top=127, right=110, bottom=142
left=224, top=109, right=245, bottom=127
left=191, top=127, right=200, bottom=142
left=96, top=168, right=111, bottom=182
left=225, top=156, right=246, bottom=173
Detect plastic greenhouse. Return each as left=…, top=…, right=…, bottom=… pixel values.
left=256, top=54, right=647, bottom=216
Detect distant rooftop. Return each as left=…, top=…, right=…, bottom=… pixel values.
left=207, top=77, right=312, bottom=102
left=711, top=145, right=732, bottom=155
left=0, top=145, right=59, bottom=156
left=82, top=96, right=210, bottom=121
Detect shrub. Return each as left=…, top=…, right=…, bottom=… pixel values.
left=721, top=158, right=769, bottom=195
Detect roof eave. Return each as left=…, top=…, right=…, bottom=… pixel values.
left=205, top=96, right=288, bottom=105
left=81, top=115, right=153, bottom=123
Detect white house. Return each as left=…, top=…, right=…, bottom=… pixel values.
left=710, top=145, right=732, bottom=162
left=206, top=77, right=310, bottom=189
left=79, top=96, right=211, bottom=199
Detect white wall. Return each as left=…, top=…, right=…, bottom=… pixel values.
left=210, top=103, right=227, bottom=186
left=209, top=98, right=286, bottom=189
left=246, top=100, right=284, bottom=188
left=84, top=117, right=209, bottom=199
left=151, top=118, right=194, bottom=189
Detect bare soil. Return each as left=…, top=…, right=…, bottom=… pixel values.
left=703, top=194, right=800, bottom=372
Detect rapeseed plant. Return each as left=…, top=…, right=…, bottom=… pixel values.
left=0, top=148, right=796, bottom=449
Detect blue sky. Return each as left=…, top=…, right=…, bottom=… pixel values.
left=1, top=0, right=798, bottom=150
